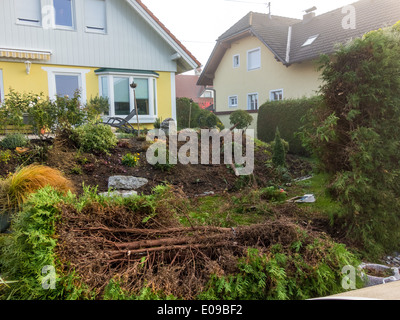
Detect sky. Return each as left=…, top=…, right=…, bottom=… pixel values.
left=142, top=0, right=357, bottom=72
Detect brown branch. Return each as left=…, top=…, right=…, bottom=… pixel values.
left=110, top=241, right=233, bottom=258
left=73, top=226, right=232, bottom=235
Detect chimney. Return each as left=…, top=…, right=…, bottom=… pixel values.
left=303, top=6, right=317, bottom=23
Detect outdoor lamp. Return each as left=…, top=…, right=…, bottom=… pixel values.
left=24, top=60, right=32, bottom=75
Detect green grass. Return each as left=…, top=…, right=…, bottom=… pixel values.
left=287, top=173, right=344, bottom=223
left=182, top=192, right=271, bottom=228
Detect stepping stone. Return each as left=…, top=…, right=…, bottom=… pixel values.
left=108, top=176, right=148, bottom=190
left=99, top=190, right=138, bottom=198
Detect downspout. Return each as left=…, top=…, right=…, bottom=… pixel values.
left=285, top=25, right=292, bottom=65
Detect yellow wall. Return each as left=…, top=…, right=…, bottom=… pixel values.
left=155, top=71, right=172, bottom=123
left=0, top=61, right=173, bottom=126
left=214, top=36, right=322, bottom=112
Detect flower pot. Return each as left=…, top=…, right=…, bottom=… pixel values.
left=360, top=263, right=400, bottom=287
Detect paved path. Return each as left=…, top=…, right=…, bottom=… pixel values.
left=318, top=281, right=400, bottom=300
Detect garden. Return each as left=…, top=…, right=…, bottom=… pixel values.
left=1, top=21, right=400, bottom=300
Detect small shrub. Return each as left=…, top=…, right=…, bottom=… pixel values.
left=84, top=96, right=110, bottom=122
left=72, top=123, right=118, bottom=155
left=0, top=150, right=13, bottom=164
left=0, top=134, right=29, bottom=150
left=122, top=153, right=140, bottom=167
left=260, top=186, right=287, bottom=202
left=272, top=127, right=286, bottom=167
left=229, top=110, right=253, bottom=129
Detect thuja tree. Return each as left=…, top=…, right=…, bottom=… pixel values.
left=301, top=22, right=400, bottom=256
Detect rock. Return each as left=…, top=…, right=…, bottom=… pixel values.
left=108, top=176, right=148, bottom=190
left=99, top=190, right=138, bottom=199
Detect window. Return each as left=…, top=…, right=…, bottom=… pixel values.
left=53, top=0, right=74, bottom=29
left=228, top=95, right=238, bottom=108
left=42, top=66, right=90, bottom=102
left=99, top=73, right=158, bottom=123
left=15, top=0, right=41, bottom=26
left=302, top=35, right=319, bottom=47
left=0, top=70, right=4, bottom=104
left=233, top=55, right=240, bottom=68
left=247, top=48, right=261, bottom=71
left=270, top=89, right=283, bottom=101
left=85, top=0, right=106, bottom=33
left=55, top=74, right=80, bottom=98
left=247, top=93, right=258, bottom=111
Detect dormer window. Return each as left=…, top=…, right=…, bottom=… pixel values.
left=302, top=35, right=319, bottom=47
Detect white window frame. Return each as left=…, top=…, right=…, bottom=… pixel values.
left=53, top=0, right=76, bottom=30
left=247, top=92, right=259, bottom=111
left=15, top=0, right=42, bottom=27
left=233, top=54, right=240, bottom=68
left=42, top=66, right=90, bottom=103
left=228, top=95, right=238, bottom=108
left=247, top=47, right=261, bottom=71
left=270, top=89, right=284, bottom=101
left=85, top=0, right=107, bottom=34
left=0, top=70, right=4, bottom=104
left=98, top=72, right=158, bottom=124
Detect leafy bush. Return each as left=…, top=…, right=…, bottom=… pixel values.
left=176, top=97, right=224, bottom=130
left=0, top=150, right=12, bottom=164
left=229, top=110, right=253, bottom=129
left=0, top=133, right=29, bottom=150
left=0, top=187, right=86, bottom=300
left=300, top=23, right=400, bottom=256
left=72, top=123, right=118, bottom=155
left=198, top=238, right=360, bottom=300
left=84, top=96, right=110, bottom=122
left=257, top=97, right=321, bottom=156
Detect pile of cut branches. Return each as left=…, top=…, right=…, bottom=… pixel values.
left=55, top=197, right=321, bottom=299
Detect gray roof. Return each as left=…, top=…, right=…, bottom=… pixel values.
left=198, top=0, right=400, bottom=86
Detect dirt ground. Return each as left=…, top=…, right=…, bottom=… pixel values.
left=0, top=134, right=312, bottom=198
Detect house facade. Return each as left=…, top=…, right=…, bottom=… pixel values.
left=175, top=74, right=214, bottom=110
left=198, top=0, right=400, bottom=134
left=0, top=0, right=201, bottom=127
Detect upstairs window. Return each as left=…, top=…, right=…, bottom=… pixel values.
left=53, top=0, right=74, bottom=29
left=270, top=89, right=283, bottom=101
left=247, top=48, right=261, bottom=71
left=233, top=55, right=240, bottom=68
left=228, top=95, right=238, bottom=108
left=15, top=0, right=41, bottom=26
left=85, top=0, right=107, bottom=33
left=247, top=93, right=258, bottom=111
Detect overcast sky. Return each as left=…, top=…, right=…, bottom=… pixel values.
left=142, top=0, right=357, bottom=71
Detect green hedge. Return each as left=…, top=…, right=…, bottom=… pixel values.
left=257, top=97, right=321, bottom=156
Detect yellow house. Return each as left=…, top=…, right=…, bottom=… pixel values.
left=0, top=0, right=201, bottom=128
left=198, top=0, right=400, bottom=133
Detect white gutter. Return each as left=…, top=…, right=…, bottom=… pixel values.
left=285, top=26, right=292, bottom=65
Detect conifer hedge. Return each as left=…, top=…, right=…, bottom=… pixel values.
left=257, top=97, right=321, bottom=156
left=300, top=21, right=400, bottom=256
